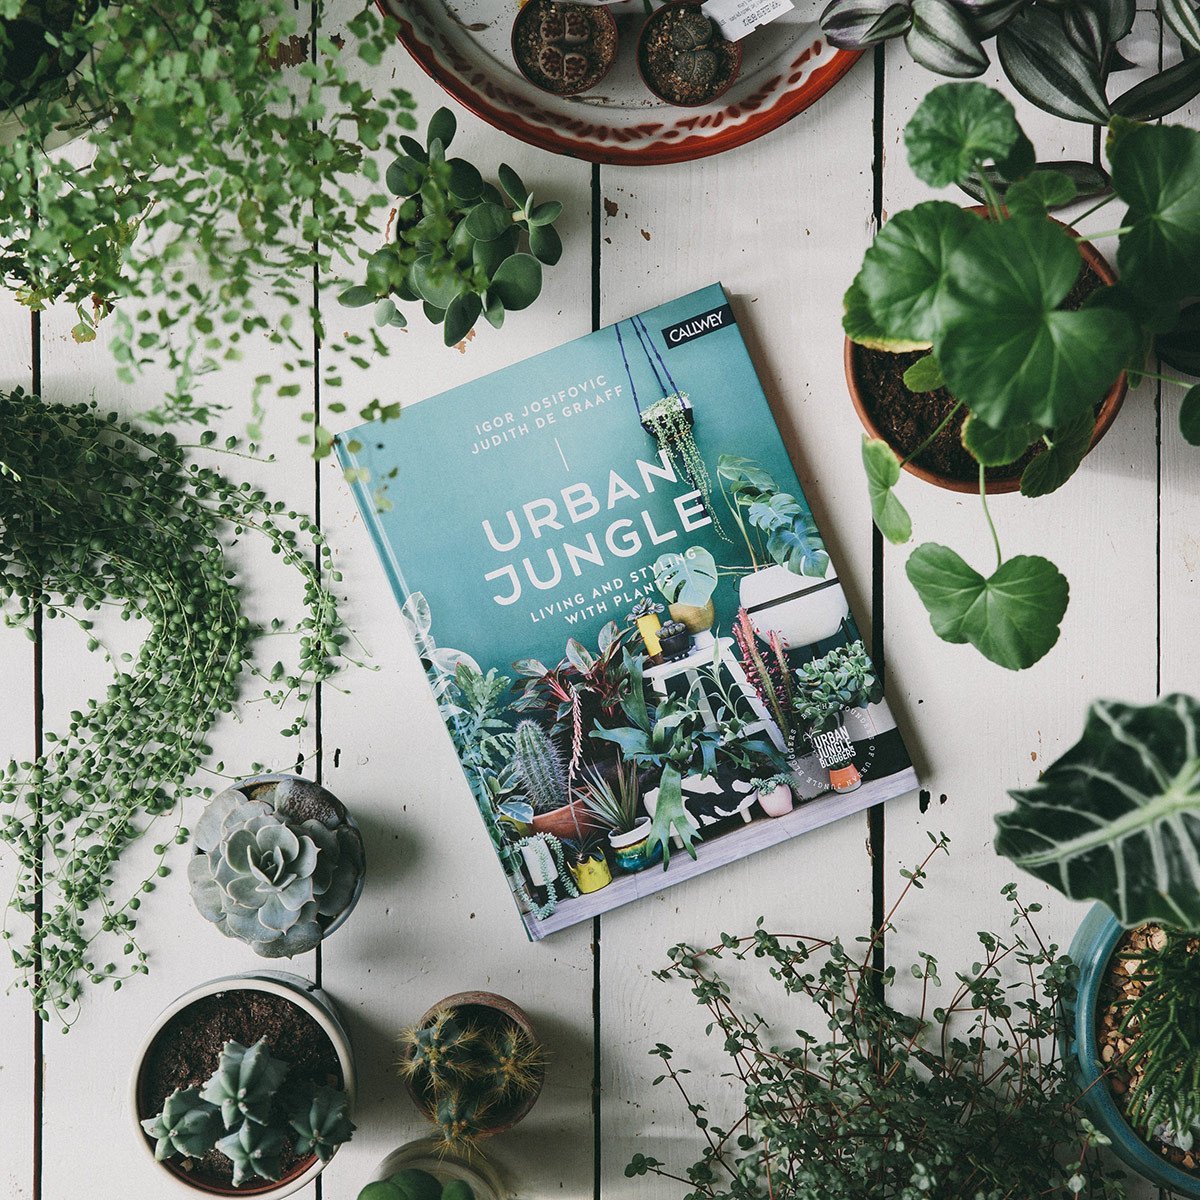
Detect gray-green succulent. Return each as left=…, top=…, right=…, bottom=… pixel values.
left=188, top=776, right=365, bottom=958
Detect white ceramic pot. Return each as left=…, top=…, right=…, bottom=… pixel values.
left=608, top=817, right=652, bottom=851
left=369, top=1140, right=505, bottom=1200
left=739, top=564, right=849, bottom=648
left=130, top=972, right=355, bottom=1197
left=756, top=783, right=795, bottom=818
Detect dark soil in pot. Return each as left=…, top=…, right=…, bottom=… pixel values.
left=639, top=4, right=741, bottom=107
left=1097, top=924, right=1200, bottom=1178
left=852, top=261, right=1107, bottom=488
left=512, top=0, right=617, bottom=97
left=137, top=988, right=344, bottom=1193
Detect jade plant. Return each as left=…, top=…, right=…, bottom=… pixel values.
left=821, top=0, right=1200, bottom=131
left=852, top=83, right=1200, bottom=671
left=399, top=1005, right=545, bottom=1153
left=188, top=777, right=365, bottom=958
left=339, top=107, right=564, bottom=347
left=0, top=0, right=415, bottom=442
left=792, top=640, right=883, bottom=734
left=142, top=1038, right=354, bottom=1187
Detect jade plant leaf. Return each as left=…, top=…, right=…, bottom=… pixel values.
left=1181, top=384, right=1200, bottom=446
left=842, top=276, right=931, bottom=352
left=426, top=107, right=457, bottom=151
left=862, top=437, right=913, bottom=544
left=905, top=82, right=1021, bottom=187
left=961, top=413, right=1037, bottom=465
left=529, top=222, right=563, bottom=267
left=464, top=202, right=513, bottom=243
left=937, top=216, right=1137, bottom=429
left=443, top=291, right=482, bottom=346
left=653, top=547, right=719, bottom=606
left=904, top=0, right=989, bottom=79
left=995, top=694, right=1200, bottom=928
left=1112, top=123, right=1200, bottom=304
left=490, top=254, right=542, bottom=311
left=1019, top=407, right=1094, bottom=497
left=905, top=544, right=1069, bottom=669
left=859, top=201, right=978, bottom=342
left=902, top=353, right=945, bottom=392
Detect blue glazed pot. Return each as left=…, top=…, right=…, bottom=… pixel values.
left=1066, top=903, right=1200, bottom=1196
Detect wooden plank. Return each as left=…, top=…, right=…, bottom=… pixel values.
left=0, top=294, right=36, bottom=1200
left=595, top=59, right=882, bottom=1196
left=314, top=5, right=599, bottom=1192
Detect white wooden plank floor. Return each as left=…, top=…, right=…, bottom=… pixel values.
left=0, top=3, right=1192, bottom=1197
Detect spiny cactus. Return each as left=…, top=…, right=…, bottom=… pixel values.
left=141, top=1036, right=354, bottom=1187
left=399, top=1003, right=544, bottom=1153
left=512, top=720, right=568, bottom=814
left=188, top=775, right=365, bottom=958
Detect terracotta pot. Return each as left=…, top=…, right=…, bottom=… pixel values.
left=511, top=1, right=618, bottom=98
left=530, top=795, right=608, bottom=840
left=404, top=992, right=544, bottom=1140
left=131, top=972, right=355, bottom=1198
left=637, top=1, right=743, bottom=108
left=844, top=209, right=1129, bottom=494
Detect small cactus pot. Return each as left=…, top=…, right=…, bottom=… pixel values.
left=511, top=0, right=619, bottom=97
left=637, top=1, right=743, bottom=108
left=367, top=1140, right=506, bottom=1200
left=131, top=971, right=356, bottom=1197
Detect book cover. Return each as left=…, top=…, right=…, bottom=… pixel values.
left=337, top=283, right=918, bottom=938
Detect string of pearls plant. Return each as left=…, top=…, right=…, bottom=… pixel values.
left=0, top=389, right=355, bottom=1025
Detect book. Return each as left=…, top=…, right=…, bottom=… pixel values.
left=337, top=283, right=918, bottom=938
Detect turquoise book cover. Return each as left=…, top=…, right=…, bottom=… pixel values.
left=337, top=283, right=917, bottom=938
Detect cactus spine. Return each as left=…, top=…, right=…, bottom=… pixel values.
left=512, top=719, right=568, bottom=814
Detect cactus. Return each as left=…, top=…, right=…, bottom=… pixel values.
left=399, top=1003, right=544, bottom=1153
left=188, top=775, right=365, bottom=958
left=141, top=1036, right=354, bottom=1187
left=512, top=720, right=568, bottom=814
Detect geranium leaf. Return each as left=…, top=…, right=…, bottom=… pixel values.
left=961, top=414, right=1037, bottom=465
left=1019, top=407, right=1094, bottom=496
left=995, top=694, right=1200, bottom=927
left=937, top=216, right=1137, bottom=429
left=905, top=544, right=1069, bottom=669
left=1157, top=303, right=1200, bottom=376
left=1005, top=170, right=1077, bottom=215
left=859, top=202, right=978, bottom=342
left=1180, top=384, right=1200, bottom=446
left=842, top=276, right=931, bottom=352
left=862, top=437, right=913, bottom=544
left=905, top=83, right=1021, bottom=187
left=902, top=352, right=945, bottom=392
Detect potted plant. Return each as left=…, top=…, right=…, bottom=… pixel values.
left=717, top=454, right=849, bottom=648
left=563, top=832, right=614, bottom=894
left=627, top=597, right=668, bottom=658
left=749, top=773, right=795, bottom=818
left=0, top=0, right=415, bottom=437
left=189, top=775, right=365, bottom=959
left=821, top=0, right=1200, bottom=131
left=338, top=107, right=564, bottom=348
left=132, top=973, right=355, bottom=1196
left=627, top=837, right=1124, bottom=1196
left=511, top=718, right=606, bottom=840
left=360, top=1159, right=501, bottom=1200
left=510, top=0, right=619, bottom=96
left=637, top=3, right=742, bottom=107
left=399, top=993, right=545, bottom=1154
left=656, top=619, right=693, bottom=661
left=849, top=83, right=1200, bottom=671
left=653, top=546, right=719, bottom=643
left=996, top=693, right=1200, bottom=1194
left=576, top=760, right=662, bottom=873
left=791, top=640, right=883, bottom=794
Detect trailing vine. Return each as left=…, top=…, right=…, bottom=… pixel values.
left=0, top=390, right=354, bottom=1025
left=510, top=833, right=578, bottom=920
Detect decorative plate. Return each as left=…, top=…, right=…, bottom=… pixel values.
left=380, top=0, right=862, bottom=165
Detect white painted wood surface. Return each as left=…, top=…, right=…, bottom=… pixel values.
left=0, top=3, right=1194, bottom=1197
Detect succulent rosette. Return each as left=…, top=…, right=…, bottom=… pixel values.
left=188, top=776, right=365, bottom=957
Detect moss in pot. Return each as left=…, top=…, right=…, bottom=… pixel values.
left=844, top=82, right=1200, bottom=672
left=638, top=3, right=742, bottom=107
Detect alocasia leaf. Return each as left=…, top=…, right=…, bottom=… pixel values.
left=859, top=202, right=978, bottom=342
left=1112, top=122, right=1200, bottom=304
left=905, top=82, right=1021, bottom=187
left=995, top=694, right=1200, bottom=928
left=937, top=216, right=1137, bottom=429
left=1019, top=406, right=1094, bottom=497
left=862, top=437, right=913, bottom=544
left=905, top=543, right=1069, bottom=669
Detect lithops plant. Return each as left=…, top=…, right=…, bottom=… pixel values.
left=188, top=775, right=365, bottom=957
left=142, top=1036, right=354, bottom=1189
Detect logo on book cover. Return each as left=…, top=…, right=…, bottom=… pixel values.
left=660, top=303, right=735, bottom=349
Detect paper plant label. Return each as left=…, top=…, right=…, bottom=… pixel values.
left=701, top=0, right=794, bottom=40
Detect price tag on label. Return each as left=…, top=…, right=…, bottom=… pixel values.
left=701, top=0, right=795, bottom=40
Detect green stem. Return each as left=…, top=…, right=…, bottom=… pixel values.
left=979, top=463, right=1002, bottom=572
left=1132, top=370, right=1192, bottom=389
left=899, top=401, right=964, bottom=469
left=979, top=171, right=1006, bottom=224
left=1077, top=227, right=1133, bottom=241
left=1072, top=191, right=1117, bottom=226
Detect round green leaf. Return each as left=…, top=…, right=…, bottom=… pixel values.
left=859, top=201, right=978, bottom=342
left=937, top=216, right=1137, bottom=428
left=446, top=158, right=484, bottom=202
left=385, top=156, right=423, bottom=197
left=902, top=352, right=945, bottom=392
left=386, top=1167, right=443, bottom=1200
left=1112, top=123, right=1200, bottom=305
left=338, top=285, right=375, bottom=309
left=465, top=202, right=514, bottom=243
left=444, top=290, right=482, bottom=346
left=905, top=544, right=1069, bottom=669
left=374, top=297, right=399, bottom=326
left=843, top=276, right=931, bottom=352
left=357, top=1184, right=403, bottom=1200
left=490, top=254, right=542, bottom=311
left=1004, top=170, right=1077, bottom=215
left=961, top=414, right=1038, bottom=465
left=422, top=301, right=446, bottom=325
left=1019, top=407, right=1093, bottom=496
left=904, top=0, right=989, bottom=79
left=498, top=163, right=528, bottom=206
left=473, top=225, right=520, bottom=278
left=426, top=107, right=456, bottom=151
left=483, top=292, right=505, bottom=329
left=1180, top=383, right=1200, bottom=446
left=1157, top=302, right=1200, bottom=376
left=528, top=200, right=563, bottom=226
left=410, top=256, right=462, bottom=311
left=862, top=437, right=913, bottom=544
left=529, top=222, right=563, bottom=267
left=905, top=82, right=1021, bottom=187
